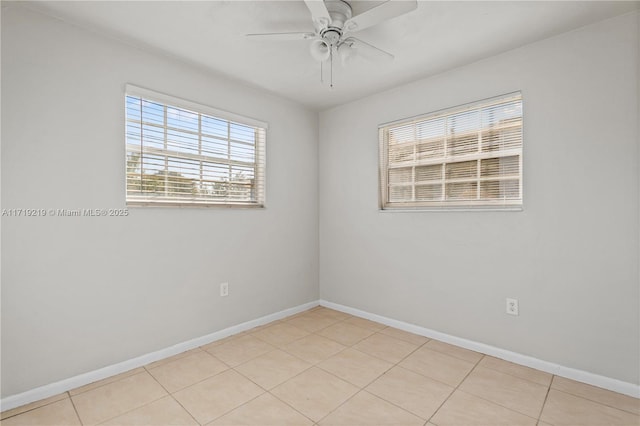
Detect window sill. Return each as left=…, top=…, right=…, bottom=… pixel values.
left=379, top=206, right=523, bottom=213
left=127, top=201, right=265, bottom=209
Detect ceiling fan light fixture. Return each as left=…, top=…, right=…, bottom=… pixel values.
left=310, top=39, right=331, bottom=62
left=344, top=21, right=358, bottom=32
left=338, top=42, right=355, bottom=66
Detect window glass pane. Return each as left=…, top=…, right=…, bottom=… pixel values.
left=126, top=96, right=141, bottom=121
left=141, top=100, right=164, bottom=125
left=416, top=184, right=442, bottom=201
left=388, top=123, right=414, bottom=145
left=126, top=121, right=141, bottom=146
left=415, top=164, right=441, bottom=182
left=388, top=144, right=414, bottom=164
left=446, top=181, right=477, bottom=200
left=480, top=179, right=520, bottom=200
left=141, top=124, right=164, bottom=149
left=141, top=154, right=165, bottom=175
left=448, top=133, right=478, bottom=156
left=230, top=141, right=255, bottom=162
left=388, top=167, right=412, bottom=185
left=445, top=160, right=477, bottom=180
left=166, top=106, right=198, bottom=132
left=202, top=115, right=228, bottom=138
left=449, top=110, right=480, bottom=134
left=481, top=156, right=519, bottom=178
left=202, top=135, right=228, bottom=159
left=166, top=129, right=199, bottom=154
left=389, top=186, right=412, bottom=202
left=417, top=140, right=444, bottom=161
left=482, top=100, right=522, bottom=127
left=416, top=118, right=446, bottom=140
left=230, top=123, right=255, bottom=143
left=482, top=120, right=522, bottom=152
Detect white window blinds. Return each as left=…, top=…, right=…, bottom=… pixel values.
left=125, top=85, right=267, bottom=207
left=379, top=92, right=523, bottom=210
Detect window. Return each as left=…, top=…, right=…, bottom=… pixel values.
left=125, top=85, right=267, bottom=207
left=379, top=92, right=523, bottom=210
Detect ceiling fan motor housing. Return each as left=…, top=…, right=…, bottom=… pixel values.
left=317, top=0, right=352, bottom=46
left=326, top=1, right=352, bottom=29
left=321, top=29, right=341, bottom=45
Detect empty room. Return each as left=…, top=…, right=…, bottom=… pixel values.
left=1, top=0, right=639, bottom=425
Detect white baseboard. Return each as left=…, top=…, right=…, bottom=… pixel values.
left=320, top=299, right=640, bottom=399
left=3, top=298, right=637, bottom=412
left=0, top=300, right=319, bottom=412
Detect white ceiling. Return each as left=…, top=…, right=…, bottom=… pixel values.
left=22, top=1, right=640, bottom=111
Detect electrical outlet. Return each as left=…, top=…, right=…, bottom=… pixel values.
left=220, top=282, right=229, bottom=297
left=506, top=298, right=519, bottom=316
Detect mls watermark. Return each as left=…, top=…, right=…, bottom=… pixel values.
left=2, top=208, right=129, bottom=217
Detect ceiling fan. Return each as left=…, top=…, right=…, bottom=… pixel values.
left=247, top=0, right=418, bottom=86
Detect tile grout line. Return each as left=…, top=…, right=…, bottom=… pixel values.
left=259, top=310, right=366, bottom=424
left=203, top=390, right=269, bottom=425
left=0, top=393, right=70, bottom=421
left=477, top=359, right=553, bottom=388
left=143, top=363, right=204, bottom=425
left=66, top=391, right=84, bottom=426
left=312, top=327, right=434, bottom=423
left=422, top=341, right=485, bottom=365
left=42, top=370, right=167, bottom=426
left=278, top=339, right=347, bottom=365
left=458, top=363, right=553, bottom=418
left=88, top=370, right=169, bottom=426
left=167, top=394, right=202, bottom=426
left=311, top=317, right=445, bottom=422
left=147, top=360, right=233, bottom=396
left=377, top=326, right=432, bottom=346
left=550, top=387, right=640, bottom=417
left=66, top=368, right=147, bottom=398
left=353, top=336, right=441, bottom=422
left=432, top=362, right=542, bottom=425
left=536, top=374, right=554, bottom=423
left=144, top=348, right=265, bottom=426
left=235, top=315, right=356, bottom=415
left=549, top=375, right=640, bottom=415
left=229, top=350, right=316, bottom=394
left=94, top=394, right=169, bottom=425
left=425, top=353, right=486, bottom=424
left=265, top=390, right=319, bottom=425
left=223, top=313, right=350, bottom=424
left=144, top=347, right=204, bottom=372
left=229, top=311, right=339, bottom=421
left=246, top=310, right=349, bottom=353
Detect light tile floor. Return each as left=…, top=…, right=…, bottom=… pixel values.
left=2, top=307, right=639, bottom=425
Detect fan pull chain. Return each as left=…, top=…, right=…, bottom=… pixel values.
left=330, top=47, right=333, bottom=88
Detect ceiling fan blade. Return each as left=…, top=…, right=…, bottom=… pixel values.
left=246, top=32, right=316, bottom=41
left=343, top=0, right=417, bottom=33
left=344, top=37, right=394, bottom=61
left=304, top=0, right=332, bottom=26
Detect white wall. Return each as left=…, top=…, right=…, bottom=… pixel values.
left=319, top=12, right=639, bottom=385
left=1, top=5, right=319, bottom=397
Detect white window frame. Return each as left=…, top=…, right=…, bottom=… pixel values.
left=379, top=92, right=523, bottom=211
left=125, top=84, right=267, bottom=208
